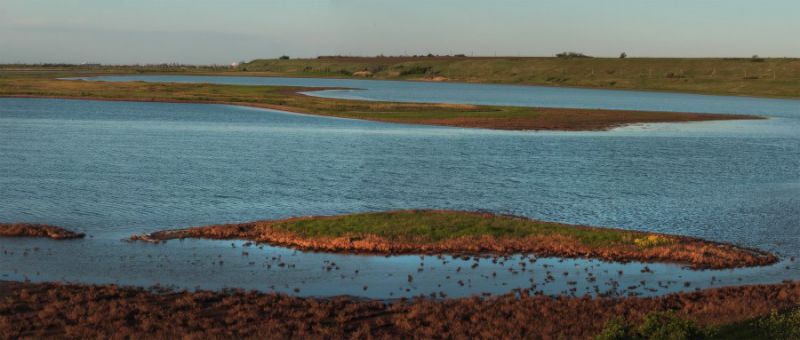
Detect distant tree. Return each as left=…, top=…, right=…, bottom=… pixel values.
left=751, top=54, right=765, bottom=62
left=619, top=52, right=627, bottom=59
left=279, top=55, right=290, bottom=60
left=556, top=52, right=591, bottom=59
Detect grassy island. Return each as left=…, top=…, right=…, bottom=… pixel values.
left=129, top=210, right=776, bottom=269
left=0, top=223, right=85, bottom=240
left=0, top=73, right=760, bottom=131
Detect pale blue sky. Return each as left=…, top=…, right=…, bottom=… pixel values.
left=1, top=0, right=798, bottom=64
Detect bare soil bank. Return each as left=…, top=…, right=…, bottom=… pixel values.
left=2, top=281, right=799, bottom=339
left=128, top=210, right=777, bottom=269
left=0, top=223, right=84, bottom=240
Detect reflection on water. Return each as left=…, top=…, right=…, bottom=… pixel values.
left=1, top=238, right=792, bottom=299
left=1, top=92, right=798, bottom=298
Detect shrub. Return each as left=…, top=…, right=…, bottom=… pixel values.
left=279, top=55, right=290, bottom=60
left=398, top=65, right=433, bottom=76
left=636, top=312, right=709, bottom=340
left=596, top=312, right=712, bottom=340
left=756, top=308, right=800, bottom=340
left=620, top=52, right=627, bottom=59
left=556, top=52, right=592, bottom=58
left=595, top=317, right=630, bottom=340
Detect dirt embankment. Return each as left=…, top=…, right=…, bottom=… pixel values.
left=128, top=211, right=777, bottom=270
left=0, top=223, right=85, bottom=240
left=1, top=281, right=799, bottom=339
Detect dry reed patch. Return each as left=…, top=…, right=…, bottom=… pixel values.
left=2, top=281, right=799, bottom=339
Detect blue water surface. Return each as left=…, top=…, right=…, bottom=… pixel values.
left=1, top=76, right=798, bottom=298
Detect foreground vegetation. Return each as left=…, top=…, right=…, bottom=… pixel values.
left=0, top=72, right=757, bottom=131
left=236, top=56, right=800, bottom=98
left=2, top=281, right=798, bottom=339
left=130, top=210, right=776, bottom=269
left=0, top=223, right=84, bottom=240
left=597, top=307, right=800, bottom=339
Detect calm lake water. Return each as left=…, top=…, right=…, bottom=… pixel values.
left=1, top=76, right=799, bottom=298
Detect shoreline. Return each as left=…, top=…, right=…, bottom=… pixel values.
left=178, top=71, right=800, bottom=101
left=2, top=280, right=798, bottom=338
left=5, top=57, right=800, bottom=99
left=0, top=93, right=764, bottom=132
left=126, top=210, right=778, bottom=270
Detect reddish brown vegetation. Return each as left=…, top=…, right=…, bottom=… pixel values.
left=129, top=212, right=777, bottom=269
left=1, top=281, right=799, bottom=339
left=401, top=107, right=760, bottom=131
left=0, top=223, right=85, bottom=240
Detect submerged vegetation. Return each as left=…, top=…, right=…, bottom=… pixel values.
left=2, top=281, right=799, bottom=339
left=0, top=223, right=85, bottom=240
left=129, top=210, right=776, bottom=269
left=0, top=73, right=759, bottom=131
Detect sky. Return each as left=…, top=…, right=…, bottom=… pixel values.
left=1, top=0, right=799, bottom=64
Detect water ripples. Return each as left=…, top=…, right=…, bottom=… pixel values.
left=0, top=92, right=798, bottom=298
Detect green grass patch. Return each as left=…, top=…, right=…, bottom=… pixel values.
left=268, top=210, right=641, bottom=248
left=713, top=307, right=800, bottom=340
left=596, top=307, right=800, bottom=340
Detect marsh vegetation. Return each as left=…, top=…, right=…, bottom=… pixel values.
left=129, top=210, right=777, bottom=269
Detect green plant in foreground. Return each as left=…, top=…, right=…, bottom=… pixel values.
left=596, top=312, right=713, bottom=340
left=755, top=308, right=800, bottom=340
left=596, top=317, right=631, bottom=340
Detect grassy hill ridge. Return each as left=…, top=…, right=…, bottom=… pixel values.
left=238, top=56, right=800, bottom=98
